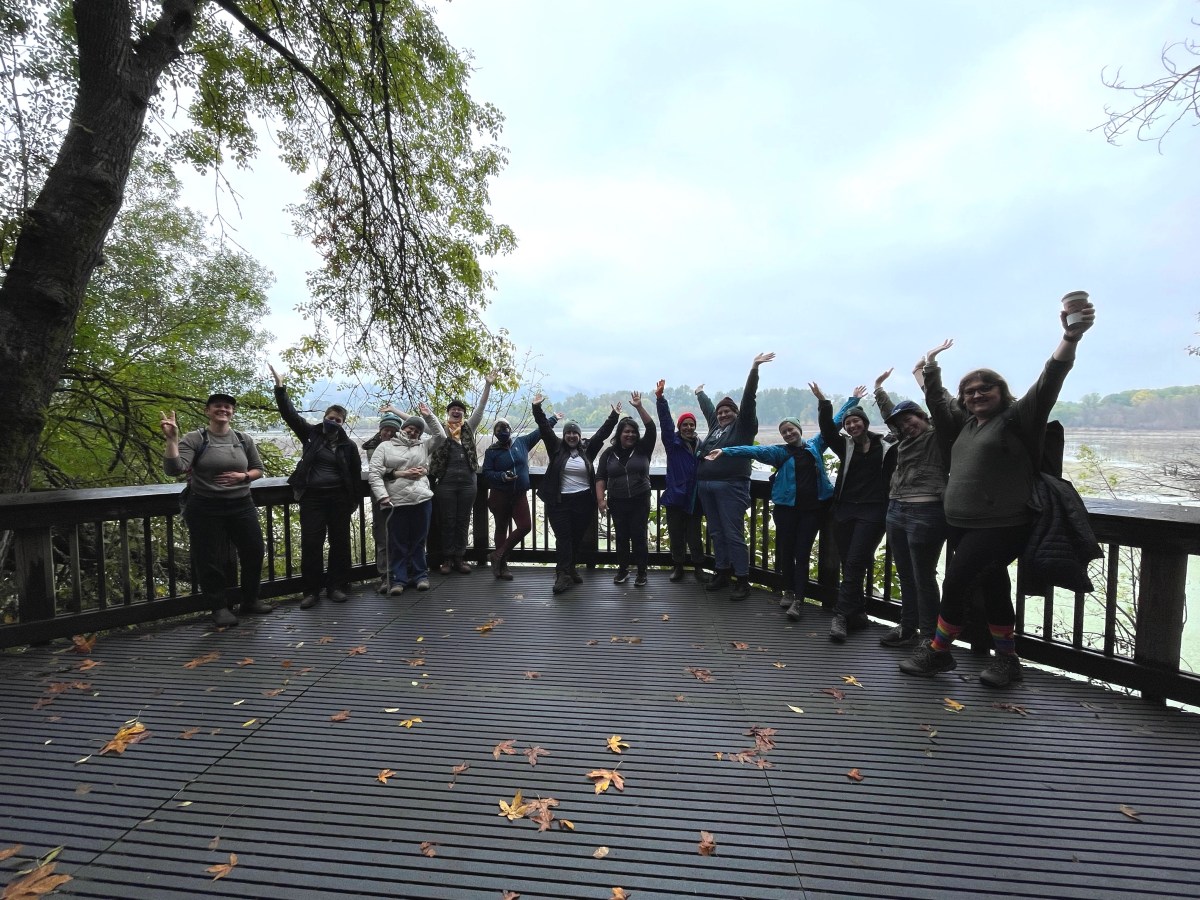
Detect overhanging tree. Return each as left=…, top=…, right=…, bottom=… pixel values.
left=0, top=0, right=514, bottom=495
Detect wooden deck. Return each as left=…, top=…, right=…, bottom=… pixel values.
left=3, top=568, right=1199, bottom=899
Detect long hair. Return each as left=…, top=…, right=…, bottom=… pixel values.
left=957, top=368, right=1015, bottom=409
left=610, top=416, right=640, bottom=447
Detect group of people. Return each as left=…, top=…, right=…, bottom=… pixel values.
left=161, top=301, right=1096, bottom=689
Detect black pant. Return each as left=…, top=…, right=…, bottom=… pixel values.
left=608, top=492, right=651, bottom=569
left=665, top=504, right=704, bottom=565
left=183, top=494, right=264, bottom=612
left=773, top=504, right=826, bottom=595
left=299, top=487, right=354, bottom=596
left=832, top=503, right=887, bottom=617
left=546, top=490, right=595, bottom=575
left=939, top=523, right=1032, bottom=627
left=435, top=471, right=477, bottom=560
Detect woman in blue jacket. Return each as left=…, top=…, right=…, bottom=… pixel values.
left=654, top=379, right=703, bottom=582
left=481, top=411, right=559, bottom=581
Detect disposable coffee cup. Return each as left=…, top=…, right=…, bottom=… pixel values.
left=1062, top=290, right=1089, bottom=327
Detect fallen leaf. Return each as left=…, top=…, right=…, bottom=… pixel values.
left=72, top=634, right=97, bottom=654
left=842, top=675, right=863, bottom=688
left=685, top=667, right=713, bottom=682
left=661, top=614, right=670, bottom=621
left=847, top=768, right=865, bottom=782
left=746, top=725, right=777, bottom=751
left=382, top=707, right=400, bottom=713
left=992, top=702, right=1030, bottom=716
left=523, top=746, right=549, bottom=766
left=183, top=651, right=219, bottom=669
left=100, top=720, right=150, bottom=755
left=374, top=768, right=398, bottom=784
left=0, top=844, right=23, bottom=862
left=207, top=837, right=220, bottom=851
left=820, top=687, right=845, bottom=701
left=787, top=705, right=804, bottom=714
left=2, top=862, right=71, bottom=897
left=280, top=660, right=293, bottom=669
left=605, top=735, right=630, bottom=754
left=399, top=717, right=422, bottom=728
left=558, top=819, right=575, bottom=831
left=943, top=698, right=965, bottom=712
left=32, top=697, right=54, bottom=710
left=347, top=646, right=368, bottom=656
left=586, top=640, right=599, bottom=646
left=1119, top=804, right=1142, bottom=821
left=502, top=892, right=520, bottom=900
left=237, top=657, right=254, bottom=667
left=179, top=727, right=200, bottom=740
left=232, top=699, right=246, bottom=706
left=587, top=768, right=625, bottom=793
left=611, top=889, right=630, bottom=900
left=752, top=756, right=775, bottom=769
left=593, top=846, right=610, bottom=859
left=523, top=671, right=540, bottom=679
left=241, top=719, right=257, bottom=727
left=77, top=659, right=101, bottom=672
left=262, top=688, right=285, bottom=698
left=674, top=694, right=687, bottom=702
left=498, top=790, right=530, bottom=821
left=419, top=841, right=438, bottom=858
left=330, top=710, right=351, bottom=722
left=493, top=739, right=517, bottom=759
left=731, top=641, right=749, bottom=650
left=406, top=658, right=424, bottom=667
left=773, top=662, right=787, bottom=669
left=318, top=636, right=334, bottom=644
left=416, top=636, right=424, bottom=642
left=205, top=852, right=238, bottom=881
left=451, top=763, right=470, bottom=776
left=698, top=831, right=717, bottom=856
left=476, top=617, right=504, bottom=634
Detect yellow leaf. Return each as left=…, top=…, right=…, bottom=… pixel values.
left=593, top=846, right=609, bottom=859
left=842, top=675, right=863, bottom=688
left=205, top=852, right=238, bottom=881
left=383, top=708, right=400, bottom=713
left=773, top=662, right=787, bottom=669
left=377, top=769, right=397, bottom=784
left=587, top=768, right=625, bottom=793
left=559, top=819, right=575, bottom=830
left=416, top=636, right=424, bottom=642
left=498, top=790, right=530, bottom=821
left=787, top=705, right=805, bottom=714
left=399, top=717, right=422, bottom=728
left=611, top=888, right=630, bottom=900
left=605, top=735, right=630, bottom=754
left=242, top=719, right=258, bottom=727
left=943, top=697, right=965, bottom=712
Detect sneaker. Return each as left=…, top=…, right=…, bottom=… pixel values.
left=552, top=574, right=573, bottom=594
left=980, top=654, right=1024, bottom=688
left=388, top=584, right=405, bottom=596
left=212, top=608, right=239, bottom=628
left=613, top=568, right=629, bottom=584
left=416, top=579, right=430, bottom=591
left=634, top=568, right=648, bottom=587
left=240, top=599, right=274, bottom=615
left=300, top=594, right=319, bottom=609
left=778, top=590, right=795, bottom=609
left=847, top=612, right=870, bottom=632
left=669, top=564, right=686, bottom=583
left=705, top=570, right=730, bottom=592
left=454, top=560, right=472, bottom=574
left=329, top=589, right=348, bottom=603
left=569, top=567, right=583, bottom=584
left=785, top=599, right=803, bottom=621
left=829, top=614, right=848, bottom=643
left=899, top=640, right=958, bottom=677
left=880, top=625, right=920, bottom=648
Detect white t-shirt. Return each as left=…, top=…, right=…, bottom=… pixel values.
left=561, top=452, right=590, bottom=494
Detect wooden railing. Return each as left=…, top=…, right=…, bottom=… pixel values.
left=1, top=474, right=1197, bottom=706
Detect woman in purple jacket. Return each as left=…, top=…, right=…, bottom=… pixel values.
left=655, top=380, right=704, bottom=582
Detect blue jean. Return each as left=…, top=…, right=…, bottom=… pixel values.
left=697, top=479, right=750, bottom=576
left=832, top=502, right=887, bottom=617
left=886, top=499, right=949, bottom=634
left=386, top=500, right=432, bottom=585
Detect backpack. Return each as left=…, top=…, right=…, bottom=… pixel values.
left=179, top=428, right=249, bottom=511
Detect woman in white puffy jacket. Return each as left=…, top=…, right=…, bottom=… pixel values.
left=368, top=403, right=446, bottom=594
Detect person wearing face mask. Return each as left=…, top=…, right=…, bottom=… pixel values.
left=655, top=380, right=704, bottom=583
left=269, top=364, right=362, bottom=609
left=535, top=394, right=619, bottom=595
left=695, top=352, right=775, bottom=600
left=595, top=392, right=658, bottom=587
left=482, top=411, right=559, bottom=581
left=428, top=371, right=496, bottom=575
left=363, top=410, right=405, bottom=592
left=368, top=403, right=446, bottom=594
left=873, top=368, right=949, bottom=648
left=813, top=382, right=891, bottom=643
left=708, top=398, right=859, bottom=621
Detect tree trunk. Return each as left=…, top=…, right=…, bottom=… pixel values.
left=0, top=0, right=196, bottom=495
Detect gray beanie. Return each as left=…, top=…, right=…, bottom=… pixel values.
left=562, top=420, right=582, bottom=435
left=778, top=416, right=804, bottom=434
left=402, top=415, right=425, bottom=434
left=842, top=406, right=870, bottom=427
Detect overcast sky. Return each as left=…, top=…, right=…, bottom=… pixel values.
left=182, top=0, right=1200, bottom=403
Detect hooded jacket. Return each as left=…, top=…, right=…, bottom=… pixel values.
left=534, top=402, right=617, bottom=505
left=656, top=395, right=699, bottom=511
left=482, top=427, right=541, bottom=494
left=274, top=385, right=361, bottom=501
left=695, top=365, right=761, bottom=482
left=367, top=411, right=447, bottom=507
left=817, top=400, right=892, bottom=506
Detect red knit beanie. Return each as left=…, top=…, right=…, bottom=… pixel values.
left=677, top=412, right=696, bottom=428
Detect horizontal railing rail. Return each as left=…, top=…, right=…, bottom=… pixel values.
left=1, top=474, right=1197, bottom=706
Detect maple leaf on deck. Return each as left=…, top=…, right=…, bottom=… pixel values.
left=100, top=721, right=150, bottom=755
left=685, top=667, right=714, bottom=682
left=451, top=763, right=470, bottom=776
left=523, top=746, right=549, bottom=767
left=751, top=756, right=775, bottom=769
left=502, top=891, right=521, bottom=900
left=406, top=658, right=424, bottom=667
left=1119, top=804, right=1142, bottom=821
left=746, top=725, right=777, bottom=752
left=773, top=662, right=787, bottom=669
left=183, top=651, right=219, bottom=669
left=731, top=641, right=749, bottom=650
left=674, top=694, right=687, bottom=702
left=606, top=735, right=630, bottom=754
left=377, top=769, right=397, bottom=784
left=71, top=634, right=97, bottom=654
left=698, top=831, right=717, bottom=856
left=318, top=636, right=334, bottom=644
left=237, top=658, right=254, bottom=667
left=587, top=768, right=625, bottom=793
left=32, top=697, right=54, bottom=710
left=820, top=687, right=845, bottom=701
left=493, top=739, right=517, bottom=760
left=205, top=852, right=238, bottom=880
left=330, top=710, right=351, bottom=722
left=611, top=888, right=631, bottom=900
left=498, top=790, right=530, bottom=821
left=992, top=702, right=1030, bottom=716
left=523, top=671, right=540, bottom=679
left=842, top=675, right=863, bottom=688
left=398, top=717, right=422, bottom=728
left=179, top=727, right=200, bottom=740
left=77, top=659, right=101, bottom=672
left=476, top=617, right=504, bottom=634
left=2, top=861, right=72, bottom=897
left=846, top=768, right=865, bottom=782
left=527, top=796, right=560, bottom=832
left=943, top=698, right=965, bottom=712
left=586, top=639, right=599, bottom=646
left=661, top=614, right=670, bottom=622
left=262, top=688, right=285, bottom=698
left=347, top=646, right=368, bottom=656
left=419, top=841, right=438, bottom=857
left=0, top=844, right=23, bottom=862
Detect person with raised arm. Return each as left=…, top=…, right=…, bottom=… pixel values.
left=595, top=392, right=658, bottom=587
left=655, top=379, right=704, bottom=583
left=428, top=371, right=497, bottom=575
left=872, top=366, right=949, bottom=647
left=162, top=393, right=270, bottom=628
left=363, top=409, right=404, bottom=592
left=694, top=352, right=775, bottom=601
left=814, top=382, right=890, bottom=643
left=367, top=402, right=446, bottom=595
left=535, top=394, right=619, bottom=595
left=900, top=299, right=1097, bottom=688
left=269, top=364, right=361, bottom=609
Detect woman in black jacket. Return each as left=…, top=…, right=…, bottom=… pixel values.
left=270, top=364, right=362, bottom=609
left=534, top=394, right=618, bottom=595
left=595, top=392, right=657, bottom=587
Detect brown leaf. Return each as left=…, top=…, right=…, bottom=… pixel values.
left=476, top=617, right=504, bottom=634
left=2, top=861, right=71, bottom=898
left=523, top=671, right=540, bottom=679
left=685, top=667, right=713, bottom=682
left=1119, top=804, right=1142, bottom=821
left=419, top=841, right=438, bottom=858
left=523, top=746, right=549, bottom=767
left=586, top=768, right=625, bottom=793
left=347, top=646, right=368, bottom=656
left=72, top=634, right=97, bottom=654
left=179, top=727, right=200, bottom=740
left=183, top=651, right=219, bottom=669
left=661, top=614, right=670, bottom=621
left=698, top=831, right=717, bottom=856
left=992, top=702, right=1030, bottom=716
left=502, top=892, right=521, bottom=900
left=262, top=688, right=285, bottom=698
left=593, top=846, right=610, bottom=859
left=586, top=639, right=599, bottom=646
left=406, top=657, right=425, bottom=666
left=32, top=697, right=54, bottom=710
left=746, top=725, right=777, bottom=752
left=731, top=641, right=749, bottom=650
left=820, top=687, right=845, bottom=700
left=529, top=807, right=556, bottom=832
left=492, top=739, right=517, bottom=760
left=280, top=660, right=293, bottom=669
left=674, top=694, right=687, bottom=702
left=77, top=659, right=101, bottom=672
left=611, top=889, right=630, bottom=900
left=100, top=721, right=149, bottom=755
left=236, top=657, right=254, bottom=667
left=377, top=769, right=397, bottom=784
left=451, top=762, right=470, bottom=776
left=330, top=709, right=351, bottom=722
left=207, top=836, right=221, bottom=851
left=846, top=768, right=865, bottom=782
left=205, top=852, right=238, bottom=881
left=0, top=844, right=23, bottom=862
left=317, top=635, right=334, bottom=644
left=606, top=734, right=630, bottom=754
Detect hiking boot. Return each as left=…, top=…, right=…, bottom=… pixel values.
left=880, top=625, right=920, bottom=648
left=454, top=559, right=472, bottom=574
left=705, top=569, right=731, bottom=592
left=669, top=564, right=686, bottom=583
left=438, top=562, right=452, bottom=575
left=899, top=640, right=958, bottom=677
left=300, top=594, right=320, bottom=610
left=730, top=577, right=749, bottom=601
left=497, top=561, right=514, bottom=581
left=829, top=614, right=848, bottom=643
left=416, top=579, right=430, bottom=591
left=569, top=566, right=583, bottom=584
left=786, top=599, right=803, bottom=621
left=376, top=578, right=389, bottom=594
left=847, top=612, right=870, bottom=632
left=693, top=565, right=707, bottom=584
left=212, top=608, right=239, bottom=628
left=980, top=654, right=1024, bottom=688
left=388, top=584, right=405, bottom=596
left=552, top=574, right=573, bottom=594
left=240, top=599, right=274, bottom=615
left=634, top=567, right=648, bottom=587
left=613, top=568, right=629, bottom=585
left=329, top=589, right=348, bottom=603
left=778, top=589, right=795, bottom=609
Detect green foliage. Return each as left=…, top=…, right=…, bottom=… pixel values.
left=1050, top=385, right=1200, bottom=428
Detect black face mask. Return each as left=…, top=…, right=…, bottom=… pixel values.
left=323, top=418, right=341, bottom=434
left=494, top=430, right=511, bottom=445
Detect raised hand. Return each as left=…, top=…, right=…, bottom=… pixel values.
left=417, top=402, right=432, bottom=416
left=753, top=352, right=776, bottom=367
left=630, top=391, right=643, bottom=409
left=267, top=363, right=283, bottom=387
left=655, top=379, right=665, bottom=399
left=485, top=370, right=499, bottom=385
left=694, top=383, right=705, bottom=395
left=379, top=404, right=401, bottom=415
left=852, top=385, right=867, bottom=399
left=610, top=401, right=623, bottom=415
left=926, top=339, right=954, bottom=362
left=160, top=410, right=178, bottom=440
left=875, top=369, right=893, bottom=389
left=808, top=382, right=826, bottom=402
left=1061, top=301, right=1096, bottom=337
left=533, top=392, right=545, bottom=406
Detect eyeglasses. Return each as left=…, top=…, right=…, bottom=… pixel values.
left=962, top=384, right=997, bottom=398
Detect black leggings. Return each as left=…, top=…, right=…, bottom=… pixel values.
left=608, top=493, right=651, bottom=569
left=938, top=523, right=1032, bottom=627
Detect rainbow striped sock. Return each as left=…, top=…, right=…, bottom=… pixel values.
left=931, top=617, right=962, bottom=652
left=989, top=623, right=1016, bottom=656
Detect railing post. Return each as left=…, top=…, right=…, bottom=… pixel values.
left=1133, top=547, right=1188, bottom=705
left=14, top=527, right=56, bottom=624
